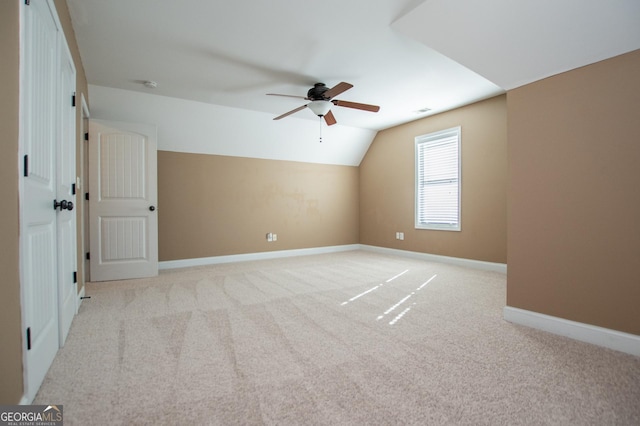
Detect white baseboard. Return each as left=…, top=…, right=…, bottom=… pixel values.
left=504, top=306, right=640, bottom=357
left=19, top=395, right=30, bottom=405
left=360, top=245, right=507, bottom=273
left=160, top=244, right=507, bottom=273
left=159, top=244, right=361, bottom=270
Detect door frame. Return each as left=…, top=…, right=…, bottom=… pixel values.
left=79, top=93, right=90, bottom=300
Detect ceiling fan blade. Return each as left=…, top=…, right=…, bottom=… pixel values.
left=266, top=93, right=308, bottom=100
left=324, top=110, right=337, bottom=126
left=273, top=104, right=307, bottom=120
left=332, top=99, right=380, bottom=112
left=323, top=82, right=353, bottom=99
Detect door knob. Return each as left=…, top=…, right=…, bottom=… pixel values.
left=149, top=206, right=156, bottom=211
left=53, top=199, right=74, bottom=211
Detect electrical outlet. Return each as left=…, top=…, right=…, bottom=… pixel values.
left=400, top=232, right=404, bottom=240
left=272, top=233, right=277, bottom=241
left=266, top=233, right=273, bottom=242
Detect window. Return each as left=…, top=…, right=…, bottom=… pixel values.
left=415, top=127, right=461, bottom=231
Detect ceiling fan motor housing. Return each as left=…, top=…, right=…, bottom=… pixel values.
left=307, top=83, right=330, bottom=100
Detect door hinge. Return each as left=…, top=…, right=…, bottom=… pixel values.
left=86, top=252, right=90, bottom=260
left=26, top=327, right=31, bottom=350
left=73, top=271, right=77, bottom=283
left=84, top=132, right=89, bottom=141
left=72, top=92, right=76, bottom=107
left=85, top=192, right=89, bottom=201
left=23, top=155, right=28, bottom=177
left=72, top=183, right=76, bottom=195
left=25, top=0, right=30, bottom=5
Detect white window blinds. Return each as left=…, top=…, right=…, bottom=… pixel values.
left=415, top=127, right=461, bottom=231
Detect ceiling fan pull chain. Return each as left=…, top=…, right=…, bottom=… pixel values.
left=319, top=116, right=323, bottom=143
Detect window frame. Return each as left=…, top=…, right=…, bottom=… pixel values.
left=414, top=126, right=462, bottom=232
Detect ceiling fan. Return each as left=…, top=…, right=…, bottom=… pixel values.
left=267, top=82, right=380, bottom=126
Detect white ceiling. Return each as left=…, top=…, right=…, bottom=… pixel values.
left=66, top=0, right=505, bottom=131
left=67, top=0, right=640, bottom=134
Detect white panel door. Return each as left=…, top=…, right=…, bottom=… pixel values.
left=89, top=120, right=158, bottom=282
left=56, top=41, right=77, bottom=345
left=21, top=0, right=60, bottom=401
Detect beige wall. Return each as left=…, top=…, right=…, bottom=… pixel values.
left=359, top=95, right=508, bottom=263
left=0, top=0, right=88, bottom=403
left=0, top=0, right=23, bottom=405
left=158, top=151, right=359, bottom=261
left=507, top=49, right=640, bottom=334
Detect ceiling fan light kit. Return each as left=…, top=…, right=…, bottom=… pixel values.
left=307, top=100, right=332, bottom=117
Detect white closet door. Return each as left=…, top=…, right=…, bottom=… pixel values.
left=89, top=120, right=158, bottom=282
left=21, top=0, right=60, bottom=401
left=56, top=40, right=77, bottom=346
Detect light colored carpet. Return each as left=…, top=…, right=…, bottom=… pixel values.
left=34, top=250, right=640, bottom=425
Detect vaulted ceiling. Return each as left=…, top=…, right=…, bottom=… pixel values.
left=67, top=0, right=640, bottom=162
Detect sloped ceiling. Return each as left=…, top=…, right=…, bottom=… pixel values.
left=67, top=0, right=640, bottom=164
left=392, top=0, right=640, bottom=90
